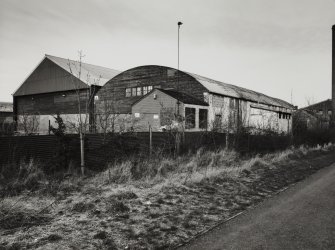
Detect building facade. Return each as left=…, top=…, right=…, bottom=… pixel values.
left=13, top=55, right=120, bottom=134
left=95, top=65, right=295, bottom=134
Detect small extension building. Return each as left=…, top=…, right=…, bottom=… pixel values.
left=0, top=102, right=13, bottom=123
left=96, top=65, right=295, bottom=134
left=294, top=99, right=333, bottom=130
left=0, top=102, right=13, bottom=134
left=132, top=88, right=209, bottom=131
left=13, top=55, right=120, bottom=134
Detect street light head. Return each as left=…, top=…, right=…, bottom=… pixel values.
left=178, top=21, right=183, bottom=26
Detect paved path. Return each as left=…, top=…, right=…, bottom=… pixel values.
left=179, top=162, right=335, bottom=250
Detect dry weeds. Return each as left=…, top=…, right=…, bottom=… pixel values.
left=1, top=143, right=335, bottom=249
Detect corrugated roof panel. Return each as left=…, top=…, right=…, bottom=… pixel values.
left=14, top=55, right=121, bottom=96
left=46, top=55, right=121, bottom=86
left=301, top=99, right=332, bottom=110
left=186, top=72, right=294, bottom=109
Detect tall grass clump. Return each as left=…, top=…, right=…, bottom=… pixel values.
left=0, top=159, right=48, bottom=196
left=92, top=143, right=335, bottom=188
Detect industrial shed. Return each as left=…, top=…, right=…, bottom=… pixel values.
left=95, top=65, right=295, bottom=134
left=0, top=102, right=13, bottom=134
left=294, top=99, right=333, bottom=130
left=13, top=55, right=120, bottom=134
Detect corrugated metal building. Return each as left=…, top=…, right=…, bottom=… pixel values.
left=0, top=102, right=13, bottom=123
left=13, top=55, right=120, bottom=134
left=96, top=65, right=295, bottom=134
left=0, top=102, right=13, bottom=134
left=294, top=99, right=332, bottom=130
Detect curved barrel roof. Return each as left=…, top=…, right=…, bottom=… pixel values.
left=186, top=72, right=294, bottom=109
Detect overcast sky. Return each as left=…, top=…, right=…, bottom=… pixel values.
left=0, top=0, right=334, bottom=107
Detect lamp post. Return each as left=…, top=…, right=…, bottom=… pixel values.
left=178, top=21, right=183, bottom=70
left=177, top=21, right=183, bottom=116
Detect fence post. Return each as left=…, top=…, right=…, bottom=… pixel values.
left=149, top=125, right=152, bottom=157
left=225, top=132, right=229, bottom=150
left=80, top=132, right=85, bottom=176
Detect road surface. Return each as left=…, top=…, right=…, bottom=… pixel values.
left=179, top=162, right=335, bottom=250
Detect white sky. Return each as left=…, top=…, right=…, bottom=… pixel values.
left=0, top=0, right=334, bottom=108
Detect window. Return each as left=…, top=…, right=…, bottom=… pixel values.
left=125, top=88, right=131, bottom=97
left=132, top=88, right=137, bottom=97
left=136, top=87, right=142, bottom=96
left=126, top=85, right=153, bottom=97
left=199, top=109, right=208, bottom=129
left=203, top=92, right=209, bottom=103
left=143, top=86, right=148, bottom=95
left=148, top=85, right=153, bottom=92
left=279, top=112, right=282, bottom=119
left=185, top=107, right=196, bottom=129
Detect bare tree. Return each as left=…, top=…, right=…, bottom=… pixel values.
left=66, top=51, right=101, bottom=175
left=17, top=110, right=40, bottom=135
left=96, top=99, right=120, bottom=140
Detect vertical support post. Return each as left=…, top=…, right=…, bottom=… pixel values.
left=332, top=25, right=335, bottom=125
left=48, top=120, right=51, bottom=135
left=13, top=96, right=18, bottom=132
left=149, top=125, right=153, bottom=157
left=80, top=132, right=85, bottom=176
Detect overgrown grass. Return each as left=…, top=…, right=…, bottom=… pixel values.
left=91, top=143, right=335, bottom=187
left=1, top=143, right=335, bottom=249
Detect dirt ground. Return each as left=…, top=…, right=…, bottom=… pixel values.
left=1, top=145, right=335, bottom=250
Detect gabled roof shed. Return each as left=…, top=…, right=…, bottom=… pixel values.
left=14, top=55, right=120, bottom=96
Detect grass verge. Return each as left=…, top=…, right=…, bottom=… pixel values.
left=1, top=144, right=335, bottom=249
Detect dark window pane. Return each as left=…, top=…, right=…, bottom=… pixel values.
left=185, top=107, right=195, bottom=129
left=199, top=109, right=208, bottom=129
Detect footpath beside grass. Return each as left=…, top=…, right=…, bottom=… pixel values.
left=1, top=144, right=335, bottom=249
